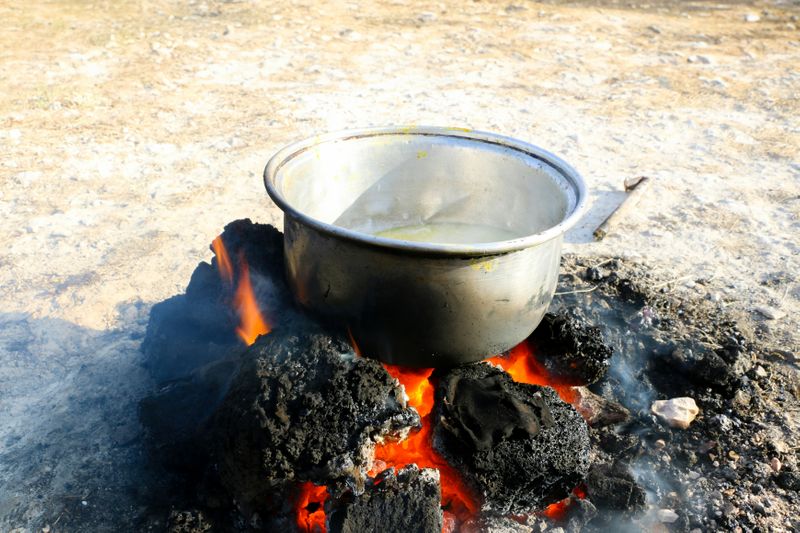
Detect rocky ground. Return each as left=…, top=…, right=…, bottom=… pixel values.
left=1, top=0, right=798, bottom=531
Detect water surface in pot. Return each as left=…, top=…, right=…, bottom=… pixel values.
left=373, top=222, right=522, bottom=244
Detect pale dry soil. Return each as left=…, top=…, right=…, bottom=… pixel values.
left=0, top=0, right=798, bottom=530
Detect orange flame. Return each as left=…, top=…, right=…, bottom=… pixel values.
left=211, top=236, right=234, bottom=284
left=371, top=365, right=480, bottom=524
left=486, top=341, right=577, bottom=405
left=346, top=327, right=362, bottom=357
left=294, top=482, right=328, bottom=533
left=212, top=235, right=270, bottom=346
left=232, top=258, right=270, bottom=345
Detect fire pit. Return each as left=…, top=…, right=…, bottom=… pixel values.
left=137, top=219, right=799, bottom=533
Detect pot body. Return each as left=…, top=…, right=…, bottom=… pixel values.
left=265, top=126, right=587, bottom=367
left=284, top=214, right=563, bottom=366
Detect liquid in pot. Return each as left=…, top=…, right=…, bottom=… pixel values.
left=373, top=222, right=522, bottom=244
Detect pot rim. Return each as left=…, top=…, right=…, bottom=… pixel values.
left=263, top=125, right=588, bottom=257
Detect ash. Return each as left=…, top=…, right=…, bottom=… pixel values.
left=548, top=256, right=800, bottom=533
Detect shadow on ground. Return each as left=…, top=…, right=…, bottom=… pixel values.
left=0, top=307, right=174, bottom=531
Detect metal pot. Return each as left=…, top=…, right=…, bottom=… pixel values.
left=264, top=126, right=587, bottom=367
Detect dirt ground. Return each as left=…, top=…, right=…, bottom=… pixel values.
left=1, top=0, right=798, bottom=530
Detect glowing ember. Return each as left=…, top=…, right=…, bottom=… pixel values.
left=211, top=236, right=234, bottom=284
left=294, top=482, right=328, bottom=533
left=540, top=485, right=588, bottom=522
left=487, top=340, right=578, bottom=404
left=212, top=236, right=270, bottom=346
left=232, top=257, right=270, bottom=345
left=371, top=365, right=479, bottom=524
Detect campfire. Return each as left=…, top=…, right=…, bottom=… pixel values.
left=140, top=220, right=798, bottom=533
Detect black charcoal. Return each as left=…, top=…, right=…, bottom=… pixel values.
left=529, top=310, right=612, bottom=386
left=327, top=466, right=442, bottom=533
left=433, top=363, right=590, bottom=514
left=211, top=328, right=420, bottom=513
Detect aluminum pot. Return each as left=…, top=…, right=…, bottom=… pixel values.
left=264, top=126, right=587, bottom=367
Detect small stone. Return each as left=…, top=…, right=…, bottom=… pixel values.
left=647, top=25, right=661, bottom=34
left=728, top=450, right=740, bottom=461
left=573, top=386, right=630, bottom=427
left=754, top=305, right=786, bottom=320
left=754, top=366, right=768, bottom=378
left=712, top=414, right=734, bottom=432
left=687, top=55, right=712, bottom=64
left=654, top=439, right=666, bottom=449
left=732, top=391, right=750, bottom=410
left=770, top=458, right=782, bottom=472
left=651, top=397, right=700, bottom=429
left=42, top=527, right=51, bottom=533
left=744, top=13, right=760, bottom=23
left=81, top=500, right=88, bottom=506
left=657, top=509, right=679, bottom=523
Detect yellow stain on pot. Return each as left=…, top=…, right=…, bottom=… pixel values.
left=470, top=257, right=499, bottom=272
left=416, top=150, right=427, bottom=159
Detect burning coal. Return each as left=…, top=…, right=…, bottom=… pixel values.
left=295, top=482, right=328, bottom=533
left=370, top=365, right=480, bottom=523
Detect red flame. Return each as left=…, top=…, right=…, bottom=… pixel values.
left=212, top=236, right=270, bottom=346
left=371, top=364, right=480, bottom=524
left=294, top=482, right=328, bottom=533
left=486, top=340, right=577, bottom=405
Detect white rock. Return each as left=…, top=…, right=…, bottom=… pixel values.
left=754, top=305, right=785, bottom=320
left=651, top=397, right=699, bottom=429
left=687, top=55, right=712, bottom=64
left=657, top=509, right=679, bottom=523
left=770, top=457, right=782, bottom=472
left=744, top=13, right=760, bottom=23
